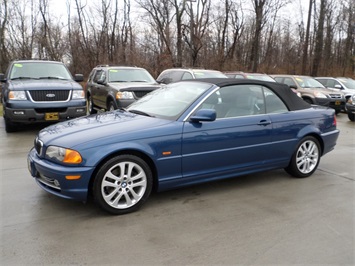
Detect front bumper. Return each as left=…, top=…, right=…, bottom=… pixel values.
left=27, top=148, right=94, bottom=201
left=115, top=99, right=135, bottom=108
left=5, top=105, right=86, bottom=123
left=346, top=103, right=355, bottom=113
left=315, top=98, right=345, bottom=111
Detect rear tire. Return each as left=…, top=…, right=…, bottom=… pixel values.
left=285, top=136, right=321, bottom=178
left=348, top=112, right=355, bottom=121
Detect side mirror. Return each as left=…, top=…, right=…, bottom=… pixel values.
left=190, top=109, right=216, bottom=122
left=334, top=84, right=342, bottom=89
left=0, top=73, right=5, bottom=82
left=97, top=76, right=107, bottom=85
left=74, top=74, right=84, bottom=82
left=289, top=85, right=297, bottom=90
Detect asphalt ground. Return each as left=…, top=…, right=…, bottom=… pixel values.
left=0, top=113, right=354, bottom=265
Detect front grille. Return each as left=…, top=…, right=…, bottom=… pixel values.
left=29, top=90, right=70, bottom=102
left=34, top=137, right=43, bottom=156
left=133, top=91, right=151, bottom=98
left=329, top=94, right=342, bottom=99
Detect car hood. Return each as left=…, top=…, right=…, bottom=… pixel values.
left=38, top=110, right=175, bottom=148
left=109, top=82, right=161, bottom=91
left=8, top=79, right=81, bottom=90
left=302, top=87, right=343, bottom=94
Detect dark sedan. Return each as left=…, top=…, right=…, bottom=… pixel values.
left=28, top=79, right=340, bottom=214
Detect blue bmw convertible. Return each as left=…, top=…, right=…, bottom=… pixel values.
left=28, top=78, right=340, bottom=214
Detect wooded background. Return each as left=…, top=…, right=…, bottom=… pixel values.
left=0, top=0, right=354, bottom=79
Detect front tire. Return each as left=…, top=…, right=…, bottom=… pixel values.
left=87, top=94, right=97, bottom=114
left=107, top=101, right=116, bottom=112
left=285, top=136, right=321, bottom=178
left=93, top=155, right=153, bottom=215
left=348, top=112, right=355, bottom=121
left=4, top=116, right=18, bottom=133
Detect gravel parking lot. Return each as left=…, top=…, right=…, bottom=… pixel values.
left=0, top=113, right=354, bottom=265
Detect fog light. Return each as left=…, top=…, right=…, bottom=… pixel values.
left=13, top=111, right=25, bottom=115
left=76, top=108, right=86, bottom=113
left=54, top=179, right=60, bottom=187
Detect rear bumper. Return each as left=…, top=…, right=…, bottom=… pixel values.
left=321, top=129, right=340, bottom=156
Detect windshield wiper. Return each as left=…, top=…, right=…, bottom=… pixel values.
left=39, top=76, right=66, bottom=80
left=11, top=77, right=37, bottom=80
left=128, top=109, right=154, bottom=117
left=110, top=80, right=128, bottom=83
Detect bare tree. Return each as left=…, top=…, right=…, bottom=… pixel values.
left=0, top=0, right=9, bottom=71
left=311, top=0, right=326, bottom=76
left=301, top=0, right=313, bottom=74
left=183, top=0, right=211, bottom=67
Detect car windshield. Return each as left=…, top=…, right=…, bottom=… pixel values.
left=245, top=74, right=275, bottom=82
left=192, top=70, right=227, bottom=79
left=9, top=62, right=73, bottom=80
left=127, top=81, right=212, bottom=120
left=337, top=78, right=355, bottom=90
left=295, top=77, right=325, bottom=88
left=108, top=68, right=156, bottom=83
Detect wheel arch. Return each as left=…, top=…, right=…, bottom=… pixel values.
left=88, top=149, right=159, bottom=198
left=300, top=133, right=324, bottom=156
left=106, top=94, right=117, bottom=109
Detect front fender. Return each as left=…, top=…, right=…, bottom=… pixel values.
left=82, top=141, right=156, bottom=168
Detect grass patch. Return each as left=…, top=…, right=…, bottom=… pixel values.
left=0, top=103, right=2, bottom=117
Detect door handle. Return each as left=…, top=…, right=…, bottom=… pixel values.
left=258, top=120, right=271, bottom=126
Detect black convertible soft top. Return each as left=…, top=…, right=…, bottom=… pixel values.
left=193, top=78, right=311, bottom=111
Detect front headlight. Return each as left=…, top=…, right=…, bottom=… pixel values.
left=349, top=95, right=355, bottom=104
left=72, top=90, right=85, bottom=99
left=9, top=91, right=27, bottom=100
left=314, top=92, right=327, bottom=98
left=46, top=146, right=82, bottom=164
left=116, top=91, right=134, bottom=99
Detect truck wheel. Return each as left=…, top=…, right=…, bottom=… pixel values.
left=4, top=117, right=18, bottom=133
left=87, top=94, right=97, bottom=114
left=108, top=101, right=116, bottom=111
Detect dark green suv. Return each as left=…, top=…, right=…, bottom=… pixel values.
left=0, top=60, right=86, bottom=132
left=85, top=65, right=161, bottom=114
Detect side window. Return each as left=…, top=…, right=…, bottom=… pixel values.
left=182, top=72, right=193, bottom=80
left=93, top=70, right=105, bottom=84
left=171, top=71, right=184, bottom=82
left=323, top=79, right=335, bottom=87
left=87, top=69, right=96, bottom=83
left=199, top=85, right=264, bottom=118
left=264, top=87, right=288, bottom=114
left=157, top=72, right=171, bottom=83
left=283, top=77, right=297, bottom=87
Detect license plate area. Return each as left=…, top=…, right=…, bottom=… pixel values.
left=45, top=112, right=59, bottom=121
